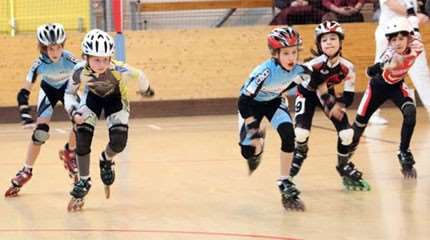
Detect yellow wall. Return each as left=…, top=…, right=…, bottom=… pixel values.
left=0, top=0, right=90, bottom=34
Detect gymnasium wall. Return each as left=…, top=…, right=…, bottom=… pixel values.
left=0, top=22, right=428, bottom=108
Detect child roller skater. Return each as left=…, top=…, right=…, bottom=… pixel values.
left=290, top=21, right=370, bottom=192
left=238, top=27, right=311, bottom=211
left=5, top=23, right=79, bottom=197
left=349, top=17, right=423, bottom=179
left=64, top=29, right=154, bottom=211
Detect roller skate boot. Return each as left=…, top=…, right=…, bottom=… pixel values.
left=99, top=151, right=115, bottom=199
left=289, top=143, right=308, bottom=177
left=5, top=168, right=32, bottom=197
left=336, top=162, right=370, bottom=191
left=67, top=178, right=91, bottom=212
left=277, top=178, right=305, bottom=211
left=397, top=150, right=417, bottom=179
left=59, top=144, right=78, bottom=183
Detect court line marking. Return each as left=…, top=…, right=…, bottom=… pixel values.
left=54, top=128, right=67, bottom=134
left=0, top=228, right=301, bottom=240
left=146, top=124, right=162, bottom=130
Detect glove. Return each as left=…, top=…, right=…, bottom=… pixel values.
left=320, top=93, right=336, bottom=112
left=17, top=88, right=34, bottom=125
left=137, top=86, right=155, bottom=97
left=19, top=106, right=35, bottom=125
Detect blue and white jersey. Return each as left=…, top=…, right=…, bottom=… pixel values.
left=240, top=58, right=310, bottom=102
left=26, top=50, right=79, bottom=89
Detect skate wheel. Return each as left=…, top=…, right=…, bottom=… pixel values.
left=282, top=197, right=305, bottom=211
left=402, top=168, right=417, bottom=179
left=104, top=185, right=110, bottom=199
left=4, top=187, right=20, bottom=198
left=67, top=197, right=85, bottom=212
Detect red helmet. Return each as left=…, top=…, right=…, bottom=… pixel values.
left=268, top=27, right=302, bottom=49
left=315, top=21, right=344, bottom=42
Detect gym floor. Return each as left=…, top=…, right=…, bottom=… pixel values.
left=0, top=108, right=429, bottom=240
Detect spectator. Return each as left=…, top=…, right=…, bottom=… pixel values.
left=426, top=0, right=430, bottom=15
left=270, top=0, right=325, bottom=25
left=420, top=0, right=430, bottom=15
left=322, top=0, right=365, bottom=22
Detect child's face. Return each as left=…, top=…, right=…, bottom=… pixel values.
left=389, top=34, right=409, bottom=54
left=320, top=33, right=340, bottom=57
left=47, top=44, right=63, bottom=63
left=87, top=56, right=110, bottom=74
left=278, top=46, right=298, bottom=70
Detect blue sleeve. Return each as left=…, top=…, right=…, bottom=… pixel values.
left=242, top=67, right=271, bottom=97
left=26, top=59, right=41, bottom=83
left=63, top=51, right=79, bottom=65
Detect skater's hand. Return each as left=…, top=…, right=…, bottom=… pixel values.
left=329, top=103, right=345, bottom=121
left=137, top=86, right=155, bottom=98
left=384, top=53, right=403, bottom=70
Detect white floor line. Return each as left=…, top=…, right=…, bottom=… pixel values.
left=146, top=124, right=162, bottom=130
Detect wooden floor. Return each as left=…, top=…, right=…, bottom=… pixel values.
left=0, top=108, right=429, bottom=240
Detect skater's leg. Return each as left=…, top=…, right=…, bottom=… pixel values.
left=25, top=118, right=50, bottom=167
left=67, top=177, right=92, bottom=212
left=75, top=123, right=94, bottom=178
left=290, top=93, right=315, bottom=177
left=351, top=80, right=387, bottom=157
left=290, top=128, right=309, bottom=177
left=99, top=124, right=128, bottom=187
left=238, top=114, right=264, bottom=174
left=390, top=83, right=417, bottom=178
left=268, top=102, right=305, bottom=210
left=5, top=117, right=50, bottom=197
left=66, top=123, right=94, bottom=211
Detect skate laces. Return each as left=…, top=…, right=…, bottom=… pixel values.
left=398, top=150, right=415, bottom=166
left=75, top=178, right=91, bottom=191
left=278, top=178, right=300, bottom=198
left=338, top=162, right=362, bottom=181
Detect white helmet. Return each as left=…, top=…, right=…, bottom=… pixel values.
left=37, top=23, right=66, bottom=46
left=81, top=29, right=114, bottom=57
left=315, top=21, right=344, bottom=42
left=384, top=17, right=413, bottom=37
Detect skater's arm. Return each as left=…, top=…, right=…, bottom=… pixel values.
left=16, top=60, right=41, bottom=126
left=64, top=68, right=82, bottom=117
left=134, top=69, right=154, bottom=97
left=339, top=62, right=356, bottom=108
left=383, top=0, right=409, bottom=15
left=118, top=62, right=154, bottom=98
left=318, top=85, right=345, bottom=120
left=367, top=62, right=383, bottom=77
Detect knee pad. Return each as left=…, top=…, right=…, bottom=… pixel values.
left=32, top=123, right=50, bottom=145
left=240, top=144, right=256, bottom=160
left=401, top=103, right=416, bottom=125
left=277, top=123, right=295, bottom=152
left=108, top=124, right=128, bottom=153
left=294, top=127, right=310, bottom=143
left=339, top=128, right=354, bottom=145
left=76, top=124, right=94, bottom=156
